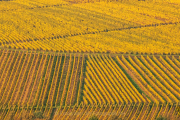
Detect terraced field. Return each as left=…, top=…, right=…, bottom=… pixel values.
left=0, top=0, right=180, bottom=120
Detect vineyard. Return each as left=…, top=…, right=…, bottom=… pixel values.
left=0, top=0, right=180, bottom=120
left=1, top=0, right=180, bottom=54
left=0, top=50, right=179, bottom=119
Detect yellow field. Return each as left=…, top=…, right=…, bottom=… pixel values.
left=0, top=0, right=180, bottom=120
left=0, top=0, right=180, bottom=54
left=3, top=23, right=180, bottom=54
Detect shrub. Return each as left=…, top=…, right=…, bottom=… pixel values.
left=33, top=111, right=44, bottom=119
left=110, top=115, right=123, bottom=120
left=156, top=116, right=167, bottom=120
left=89, top=115, right=98, bottom=120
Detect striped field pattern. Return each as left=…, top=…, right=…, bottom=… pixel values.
left=0, top=50, right=179, bottom=119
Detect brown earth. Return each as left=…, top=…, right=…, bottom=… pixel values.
left=65, top=56, right=78, bottom=105
left=71, top=56, right=83, bottom=105
left=0, top=51, right=16, bottom=99
left=19, top=54, right=38, bottom=106
left=46, top=56, right=62, bottom=107
left=55, top=55, right=70, bottom=106
left=28, top=54, right=47, bottom=106
left=119, top=56, right=152, bottom=103
left=2, top=52, right=23, bottom=105
left=9, top=53, right=30, bottom=105
left=59, top=56, right=72, bottom=106
left=38, top=55, right=54, bottom=106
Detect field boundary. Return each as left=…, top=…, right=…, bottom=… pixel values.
left=0, top=103, right=179, bottom=110
left=0, top=48, right=180, bottom=57
left=0, top=3, right=69, bottom=12
left=1, top=21, right=180, bottom=47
